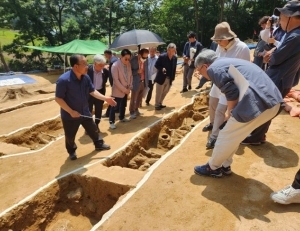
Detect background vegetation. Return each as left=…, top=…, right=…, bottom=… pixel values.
left=0, top=0, right=288, bottom=72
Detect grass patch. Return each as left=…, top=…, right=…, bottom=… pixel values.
left=0, top=28, right=18, bottom=46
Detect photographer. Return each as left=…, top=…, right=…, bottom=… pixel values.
left=261, top=15, right=286, bottom=49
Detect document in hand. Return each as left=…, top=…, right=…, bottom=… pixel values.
left=228, top=65, right=249, bottom=102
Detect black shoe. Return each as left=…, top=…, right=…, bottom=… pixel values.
left=155, top=106, right=162, bottom=110
left=221, top=166, right=232, bottom=176
left=240, top=138, right=261, bottom=146
left=188, top=85, right=192, bottom=90
left=160, top=104, right=166, bottom=108
left=202, top=123, right=213, bottom=132
left=180, top=88, right=188, bottom=93
left=195, top=85, right=201, bottom=89
left=145, top=102, right=150, bottom=106
left=206, top=138, right=216, bottom=149
left=95, top=142, right=111, bottom=150
left=69, top=152, right=77, bottom=160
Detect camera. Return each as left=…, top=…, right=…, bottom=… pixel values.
left=269, top=15, right=279, bottom=27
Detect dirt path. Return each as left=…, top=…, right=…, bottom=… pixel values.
left=97, top=111, right=300, bottom=231
left=0, top=69, right=204, bottom=213
left=0, top=67, right=299, bottom=230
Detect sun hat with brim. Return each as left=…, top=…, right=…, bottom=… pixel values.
left=211, top=22, right=237, bottom=41
left=274, top=1, right=300, bottom=17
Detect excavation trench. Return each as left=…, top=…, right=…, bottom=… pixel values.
left=0, top=174, right=131, bottom=231
left=103, top=94, right=209, bottom=171
left=0, top=93, right=209, bottom=230
left=0, top=117, right=63, bottom=152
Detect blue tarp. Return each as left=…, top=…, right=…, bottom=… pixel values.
left=0, top=74, right=36, bottom=87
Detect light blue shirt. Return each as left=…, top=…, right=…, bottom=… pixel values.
left=147, top=55, right=158, bottom=79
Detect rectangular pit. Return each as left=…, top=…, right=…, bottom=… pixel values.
left=0, top=174, right=131, bottom=231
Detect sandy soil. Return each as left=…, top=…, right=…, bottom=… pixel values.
left=0, top=66, right=299, bottom=230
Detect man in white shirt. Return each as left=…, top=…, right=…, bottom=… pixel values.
left=145, top=47, right=158, bottom=106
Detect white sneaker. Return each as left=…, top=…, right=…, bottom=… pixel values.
left=130, top=114, right=136, bottom=119
left=109, top=123, right=116, bottom=129
left=270, top=185, right=300, bottom=204
left=121, top=118, right=131, bottom=122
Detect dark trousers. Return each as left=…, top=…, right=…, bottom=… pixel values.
left=197, top=77, right=208, bottom=88
left=88, top=89, right=105, bottom=125
left=62, top=118, right=103, bottom=154
left=292, top=169, right=300, bottom=189
left=109, top=94, right=127, bottom=124
left=146, top=80, right=154, bottom=104
left=253, top=56, right=264, bottom=69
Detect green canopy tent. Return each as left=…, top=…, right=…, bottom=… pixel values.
left=24, top=39, right=108, bottom=71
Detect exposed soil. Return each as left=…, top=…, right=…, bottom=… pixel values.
left=0, top=117, right=63, bottom=150
left=0, top=60, right=299, bottom=231
left=0, top=174, right=131, bottom=231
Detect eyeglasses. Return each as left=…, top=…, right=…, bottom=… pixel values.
left=198, top=64, right=206, bottom=72
left=141, top=57, right=148, bottom=60
left=77, top=63, right=88, bottom=67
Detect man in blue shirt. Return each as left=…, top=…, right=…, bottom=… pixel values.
left=193, top=49, right=282, bottom=178
left=55, top=54, right=116, bottom=160
left=242, top=0, right=300, bottom=145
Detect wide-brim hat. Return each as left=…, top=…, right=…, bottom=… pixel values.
left=274, top=1, right=300, bottom=17
left=211, top=22, right=237, bottom=41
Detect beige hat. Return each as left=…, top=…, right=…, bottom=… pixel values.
left=211, top=22, right=237, bottom=41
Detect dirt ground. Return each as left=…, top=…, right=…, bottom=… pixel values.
left=0, top=62, right=300, bottom=231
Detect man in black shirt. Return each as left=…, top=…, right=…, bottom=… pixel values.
left=154, top=43, right=177, bottom=110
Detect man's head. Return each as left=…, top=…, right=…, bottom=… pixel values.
left=149, top=47, right=157, bottom=58
left=194, top=49, right=218, bottom=80
left=167, top=43, right=176, bottom=57
left=70, top=54, right=88, bottom=76
left=104, top=49, right=113, bottom=61
left=93, top=54, right=106, bottom=72
left=274, top=1, right=300, bottom=32
left=211, top=22, right=237, bottom=48
left=187, top=31, right=196, bottom=43
left=139, top=48, right=149, bottom=62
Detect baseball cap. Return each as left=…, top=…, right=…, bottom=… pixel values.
left=274, top=1, right=300, bottom=17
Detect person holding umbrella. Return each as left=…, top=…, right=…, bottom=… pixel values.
left=129, top=48, right=149, bottom=119
left=154, top=43, right=177, bottom=110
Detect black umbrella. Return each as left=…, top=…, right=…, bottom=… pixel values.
left=110, top=29, right=165, bottom=50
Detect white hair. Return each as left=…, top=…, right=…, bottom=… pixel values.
left=93, top=54, right=106, bottom=64
left=167, top=43, right=176, bottom=49
left=194, top=49, right=218, bottom=68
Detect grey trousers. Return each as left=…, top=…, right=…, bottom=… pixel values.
left=208, top=96, right=219, bottom=124
left=210, top=103, right=227, bottom=139
left=155, top=78, right=171, bottom=107
left=129, top=81, right=145, bottom=114
left=183, top=64, right=195, bottom=88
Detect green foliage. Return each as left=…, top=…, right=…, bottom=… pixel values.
left=0, top=0, right=291, bottom=71
left=0, top=29, right=18, bottom=46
